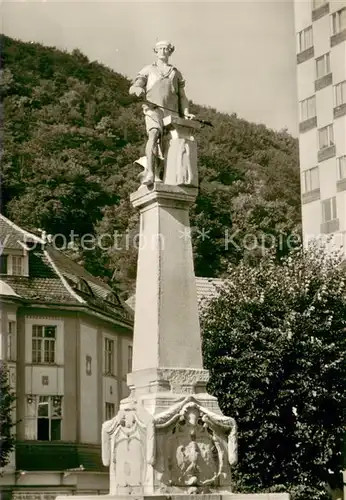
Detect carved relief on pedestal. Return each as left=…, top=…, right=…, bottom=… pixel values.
left=102, top=395, right=237, bottom=495
left=158, top=368, right=209, bottom=394
left=154, top=396, right=237, bottom=494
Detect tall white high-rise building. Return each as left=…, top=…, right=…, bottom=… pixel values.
left=294, top=0, right=346, bottom=250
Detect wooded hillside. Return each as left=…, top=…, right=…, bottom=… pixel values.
left=1, top=35, right=301, bottom=295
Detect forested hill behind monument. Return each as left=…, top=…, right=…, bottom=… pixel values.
left=1, top=35, right=301, bottom=295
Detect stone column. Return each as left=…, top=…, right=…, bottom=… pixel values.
left=126, top=182, right=218, bottom=413
left=131, top=183, right=201, bottom=369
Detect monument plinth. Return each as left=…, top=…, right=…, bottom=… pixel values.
left=101, top=180, right=237, bottom=496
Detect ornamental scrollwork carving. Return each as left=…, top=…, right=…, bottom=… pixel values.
left=153, top=396, right=237, bottom=493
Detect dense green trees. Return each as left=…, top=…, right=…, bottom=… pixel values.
left=0, top=362, right=16, bottom=469
left=2, top=35, right=301, bottom=294
left=201, top=246, right=346, bottom=500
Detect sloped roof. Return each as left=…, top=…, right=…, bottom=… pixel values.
left=195, top=277, right=224, bottom=302
left=0, top=214, right=132, bottom=326
left=3, top=247, right=80, bottom=303
left=0, top=215, right=43, bottom=250
left=126, top=277, right=224, bottom=313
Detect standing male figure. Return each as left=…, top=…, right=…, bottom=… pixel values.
left=129, top=40, right=195, bottom=186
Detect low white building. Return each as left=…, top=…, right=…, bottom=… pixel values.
left=0, top=214, right=133, bottom=499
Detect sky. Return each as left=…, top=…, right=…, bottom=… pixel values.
left=2, top=0, right=299, bottom=136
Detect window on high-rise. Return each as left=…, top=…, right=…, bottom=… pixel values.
left=302, top=167, right=319, bottom=193
left=297, top=26, right=313, bottom=53
left=337, top=156, right=346, bottom=180
left=316, top=53, right=331, bottom=79
left=318, top=124, right=334, bottom=149
left=334, top=81, right=346, bottom=107
left=321, top=197, right=337, bottom=223
left=332, top=7, right=346, bottom=35
left=300, top=95, right=316, bottom=121
left=312, top=0, right=327, bottom=8
left=32, top=325, right=56, bottom=364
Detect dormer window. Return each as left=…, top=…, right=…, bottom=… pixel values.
left=106, top=292, right=120, bottom=305
left=11, top=255, right=24, bottom=275
left=0, top=254, right=27, bottom=276
left=76, top=278, right=93, bottom=295
left=0, top=255, right=8, bottom=274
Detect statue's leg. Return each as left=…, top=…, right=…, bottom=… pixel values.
left=143, top=128, right=160, bottom=185
left=154, top=138, right=164, bottom=182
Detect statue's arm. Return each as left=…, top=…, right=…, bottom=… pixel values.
left=177, top=72, right=195, bottom=119
left=129, top=66, right=149, bottom=97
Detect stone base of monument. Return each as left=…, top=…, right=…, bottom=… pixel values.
left=101, top=389, right=236, bottom=495
left=92, top=386, right=289, bottom=499
left=56, top=494, right=290, bottom=500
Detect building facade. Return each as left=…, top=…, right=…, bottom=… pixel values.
left=0, top=215, right=133, bottom=499
left=294, top=0, right=346, bottom=250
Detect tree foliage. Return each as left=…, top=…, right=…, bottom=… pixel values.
left=201, top=246, right=346, bottom=500
left=1, top=36, right=301, bottom=294
left=0, top=362, right=16, bottom=469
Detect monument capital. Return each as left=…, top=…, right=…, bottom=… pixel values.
left=130, top=182, right=198, bottom=209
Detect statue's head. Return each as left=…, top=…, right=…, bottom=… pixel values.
left=153, top=40, right=175, bottom=58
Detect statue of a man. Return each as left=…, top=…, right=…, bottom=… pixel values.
left=129, top=40, right=195, bottom=186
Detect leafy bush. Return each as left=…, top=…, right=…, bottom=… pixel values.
left=202, top=246, right=346, bottom=500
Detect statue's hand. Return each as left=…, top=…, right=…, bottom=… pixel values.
left=130, top=85, right=145, bottom=98
left=184, top=111, right=195, bottom=120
